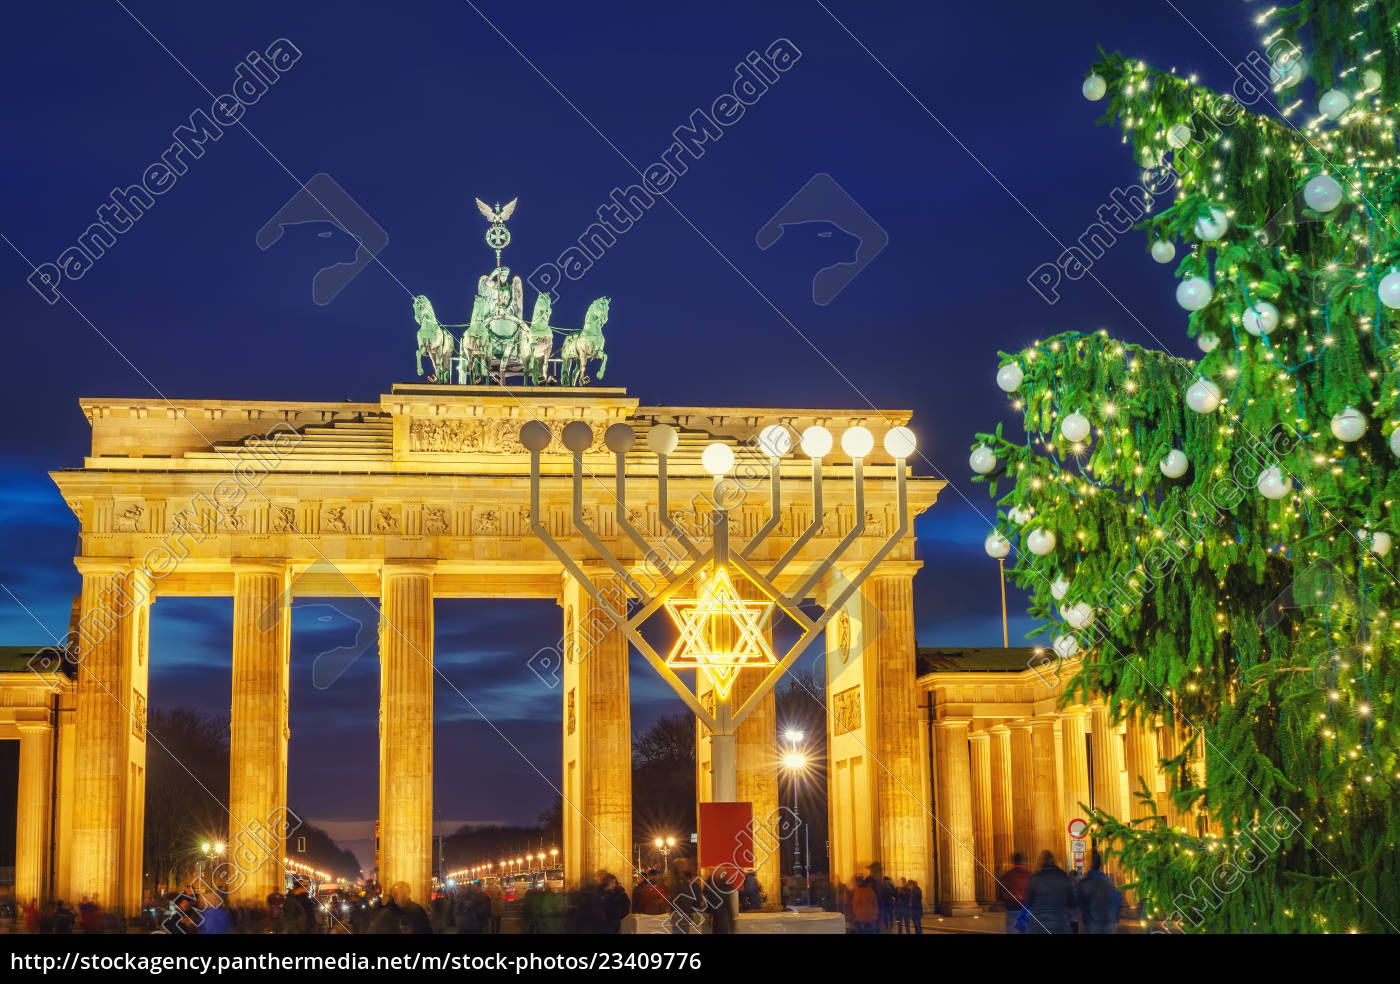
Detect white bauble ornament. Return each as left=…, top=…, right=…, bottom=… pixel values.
left=1258, top=466, right=1291, bottom=500
left=1060, top=601, right=1095, bottom=630
left=970, top=444, right=998, bottom=474
left=1361, top=528, right=1392, bottom=557
left=1176, top=276, right=1214, bottom=311
left=1379, top=270, right=1400, bottom=309
left=1160, top=449, right=1189, bottom=478
left=984, top=532, right=1011, bottom=559
left=1390, top=428, right=1400, bottom=458
left=1060, top=411, right=1091, bottom=444
left=1330, top=406, right=1367, bottom=442
left=1303, top=174, right=1345, bottom=213
left=1242, top=301, right=1280, bottom=337
left=1194, top=207, right=1231, bottom=241
left=1197, top=333, right=1221, bottom=354
left=1166, top=124, right=1193, bottom=149
left=1185, top=377, right=1222, bottom=414
left=1150, top=240, right=1176, bottom=264
left=1026, top=528, right=1057, bottom=556
left=1008, top=505, right=1035, bottom=525
left=1050, top=576, right=1070, bottom=601
left=1053, top=634, right=1080, bottom=660
left=1082, top=74, right=1107, bottom=101
left=1319, top=88, right=1350, bottom=120
left=1270, top=56, right=1304, bottom=87
left=996, top=363, right=1024, bottom=392
left=1364, top=68, right=1383, bottom=91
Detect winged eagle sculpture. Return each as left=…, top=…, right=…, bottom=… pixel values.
left=475, top=197, right=518, bottom=224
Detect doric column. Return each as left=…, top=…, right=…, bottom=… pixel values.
left=732, top=580, right=780, bottom=908
left=1007, top=722, right=1035, bottom=860
left=968, top=731, right=995, bottom=903
left=988, top=725, right=1014, bottom=875
left=733, top=671, right=780, bottom=908
left=864, top=573, right=928, bottom=884
left=1059, top=706, right=1091, bottom=868
left=1089, top=702, right=1124, bottom=821
left=15, top=721, right=54, bottom=904
left=933, top=719, right=978, bottom=915
left=227, top=562, right=291, bottom=906
left=560, top=573, right=631, bottom=888
left=70, top=562, right=152, bottom=915
left=1122, top=714, right=1160, bottom=824
left=1029, top=719, right=1063, bottom=863
left=379, top=561, right=436, bottom=905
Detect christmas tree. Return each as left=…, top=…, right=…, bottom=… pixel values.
left=973, top=1, right=1400, bottom=932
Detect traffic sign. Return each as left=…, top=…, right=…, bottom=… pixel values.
left=1067, top=818, right=1088, bottom=840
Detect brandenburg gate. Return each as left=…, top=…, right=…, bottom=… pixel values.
left=44, top=385, right=943, bottom=913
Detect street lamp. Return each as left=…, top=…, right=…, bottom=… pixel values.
left=654, top=836, right=676, bottom=871
left=196, top=839, right=225, bottom=893
left=783, top=733, right=811, bottom=905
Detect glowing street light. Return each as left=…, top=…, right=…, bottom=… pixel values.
left=653, top=835, right=677, bottom=871
left=783, top=730, right=812, bottom=904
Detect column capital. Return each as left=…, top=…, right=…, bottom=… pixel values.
left=1059, top=704, right=1090, bottom=719
left=987, top=723, right=1012, bottom=736
left=381, top=559, right=437, bottom=577
left=15, top=720, right=53, bottom=735
left=934, top=717, right=971, bottom=731
left=968, top=730, right=991, bottom=744
left=231, top=558, right=288, bottom=576
left=1006, top=719, right=1033, bottom=732
left=74, top=556, right=136, bottom=577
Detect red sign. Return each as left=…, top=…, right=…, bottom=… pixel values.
left=1067, top=818, right=1088, bottom=839
left=698, top=801, right=754, bottom=871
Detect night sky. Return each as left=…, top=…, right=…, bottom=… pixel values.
left=0, top=1, right=1260, bottom=868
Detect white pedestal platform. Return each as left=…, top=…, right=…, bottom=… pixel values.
left=620, top=911, right=845, bottom=935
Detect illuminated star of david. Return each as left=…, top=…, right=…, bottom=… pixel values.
left=663, top=566, right=777, bottom=699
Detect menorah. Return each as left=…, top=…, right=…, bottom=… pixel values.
left=523, top=418, right=918, bottom=815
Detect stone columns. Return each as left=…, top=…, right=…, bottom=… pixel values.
left=732, top=671, right=780, bottom=908
left=70, top=563, right=152, bottom=915
left=1059, top=707, right=1091, bottom=867
left=730, top=580, right=780, bottom=908
left=933, top=719, right=978, bottom=915
left=1089, top=702, right=1124, bottom=822
left=1007, top=723, right=1035, bottom=860
left=379, top=561, right=435, bottom=905
left=968, top=731, right=995, bottom=903
left=15, top=722, right=54, bottom=904
left=227, top=563, right=291, bottom=906
left=1122, top=714, right=1160, bottom=824
left=560, top=574, right=631, bottom=888
left=988, top=726, right=1015, bottom=875
left=1029, top=719, right=1063, bottom=864
left=863, top=574, right=928, bottom=884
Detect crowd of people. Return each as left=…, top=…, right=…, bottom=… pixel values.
left=6, top=895, right=113, bottom=934
left=4, top=853, right=1121, bottom=934
left=844, top=872, right=925, bottom=933
left=998, top=850, right=1122, bottom=934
